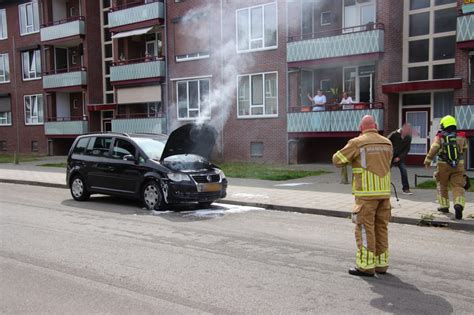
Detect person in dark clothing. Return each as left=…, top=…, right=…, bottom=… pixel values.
left=388, top=124, right=413, bottom=195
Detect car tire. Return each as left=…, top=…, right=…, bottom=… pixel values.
left=142, top=180, right=165, bottom=211
left=198, top=202, right=213, bottom=208
left=70, top=175, right=90, bottom=201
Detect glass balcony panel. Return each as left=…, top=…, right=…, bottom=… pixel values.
left=109, top=1, right=164, bottom=29
left=44, top=120, right=88, bottom=135
left=40, top=18, right=85, bottom=42
left=43, top=70, right=87, bottom=89
left=111, top=117, right=166, bottom=134
left=110, top=59, right=165, bottom=82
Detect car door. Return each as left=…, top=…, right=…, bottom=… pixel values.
left=85, top=136, right=115, bottom=191
left=107, top=138, right=143, bottom=194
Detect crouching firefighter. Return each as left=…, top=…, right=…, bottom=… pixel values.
left=424, top=115, right=468, bottom=220
left=332, top=115, right=393, bottom=277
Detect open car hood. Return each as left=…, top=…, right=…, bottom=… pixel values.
left=161, top=123, right=218, bottom=161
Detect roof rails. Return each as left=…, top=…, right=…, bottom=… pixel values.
left=82, top=132, right=130, bottom=137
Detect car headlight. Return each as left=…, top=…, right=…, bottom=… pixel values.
left=167, top=172, right=190, bottom=182
left=218, top=170, right=226, bottom=180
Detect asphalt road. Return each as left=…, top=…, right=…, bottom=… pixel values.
left=1, top=183, right=473, bottom=314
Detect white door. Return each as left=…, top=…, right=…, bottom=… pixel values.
left=405, top=110, right=429, bottom=155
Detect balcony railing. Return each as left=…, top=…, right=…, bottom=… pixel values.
left=44, top=116, right=88, bottom=135
left=287, top=104, right=384, bottom=133
left=287, top=23, right=384, bottom=62
left=108, top=0, right=164, bottom=29
left=110, top=57, right=165, bottom=83
left=43, top=67, right=87, bottom=90
left=40, top=16, right=85, bottom=42
left=111, top=115, right=166, bottom=134
left=457, top=13, right=474, bottom=43
left=455, top=99, right=474, bottom=130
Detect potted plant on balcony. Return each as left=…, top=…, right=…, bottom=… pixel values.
left=328, top=87, right=341, bottom=110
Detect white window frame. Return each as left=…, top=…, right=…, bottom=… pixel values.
left=342, top=66, right=374, bottom=103
left=403, top=0, right=457, bottom=81
left=0, top=9, right=7, bottom=40
left=21, top=49, right=41, bottom=81
left=237, top=71, right=278, bottom=119
left=0, top=111, right=12, bottom=126
left=236, top=2, right=278, bottom=53
left=320, top=11, right=332, bottom=26
left=320, top=79, right=331, bottom=92
left=176, top=78, right=211, bottom=121
left=0, top=53, right=10, bottom=83
left=24, top=94, right=44, bottom=125
left=18, top=1, right=40, bottom=36
left=342, top=0, right=376, bottom=32
left=175, top=52, right=210, bottom=62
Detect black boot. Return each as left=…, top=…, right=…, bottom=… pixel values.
left=348, top=267, right=374, bottom=277
left=437, top=207, right=449, bottom=213
left=454, top=204, right=463, bottom=220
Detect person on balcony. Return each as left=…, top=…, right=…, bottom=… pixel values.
left=340, top=92, right=354, bottom=110
left=307, top=90, right=326, bottom=111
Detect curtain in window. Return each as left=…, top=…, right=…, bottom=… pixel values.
left=433, top=92, right=454, bottom=118
left=0, top=10, right=7, bottom=39
left=265, top=73, right=277, bottom=115
left=177, top=82, right=188, bottom=119
left=199, top=79, right=210, bottom=116
left=251, top=75, right=263, bottom=106
left=264, top=3, right=277, bottom=47
left=237, top=9, right=249, bottom=51
left=0, top=54, right=9, bottom=82
left=238, top=76, right=250, bottom=116
left=250, top=7, right=263, bottom=49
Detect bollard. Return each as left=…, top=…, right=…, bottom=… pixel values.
left=341, top=165, right=349, bottom=184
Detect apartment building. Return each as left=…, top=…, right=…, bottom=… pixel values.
left=0, top=0, right=46, bottom=154
left=0, top=0, right=473, bottom=169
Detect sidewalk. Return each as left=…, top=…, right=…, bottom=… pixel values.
left=0, top=158, right=473, bottom=230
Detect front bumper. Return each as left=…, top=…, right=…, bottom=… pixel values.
left=165, top=179, right=228, bottom=203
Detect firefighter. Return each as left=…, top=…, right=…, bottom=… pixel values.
left=424, top=115, right=468, bottom=220
left=332, top=115, right=393, bottom=277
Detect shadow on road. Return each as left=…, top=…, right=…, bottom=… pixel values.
left=363, top=273, right=453, bottom=314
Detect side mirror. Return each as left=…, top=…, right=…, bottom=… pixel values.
left=123, top=154, right=136, bottom=162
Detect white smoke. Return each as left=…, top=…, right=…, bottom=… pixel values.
left=168, top=3, right=254, bottom=131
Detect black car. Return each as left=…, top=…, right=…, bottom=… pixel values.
left=66, top=123, right=227, bottom=210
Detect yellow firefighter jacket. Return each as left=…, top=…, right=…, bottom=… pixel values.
left=424, top=132, right=468, bottom=166
left=333, top=129, right=393, bottom=199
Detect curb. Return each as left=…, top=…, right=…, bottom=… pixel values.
left=1, top=178, right=473, bottom=232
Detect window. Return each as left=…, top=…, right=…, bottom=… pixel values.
left=408, top=66, right=429, bottom=81
left=433, top=63, right=454, bottom=79
left=236, top=3, right=277, bottom=52
left=73, top=99, right=79, bottom=109
left=410, top=0, right=430, bottom=10
left=0, top=141, right=6, bottom=151
left=409, top=13, right=429, bottom=36
left=176, top=52, right=210, bottom=62
left=435, top=0, right=456, bottom=5
left=0, top=9, right=7, bottom=40
left=402, top=93, right=431, bottom=106
left=31, top=141, right=38, bottom=152
left=343, top=0, right=375, bottom=32
left=177, top=78, right=210, bottom=120
left=0, top=53, right=10, bottom=83
left=250, top=142, right=263, bottom=158
left=320, top=79, right=331, bottom=92
left=433, top=36, right=455, bottom=60
left=112, top=139, right=136, bottom=159
left=19, top=1, right=40, bottom=35
left=238, top=72, right=278, bottom=118
left=409, top=39, right=429, bottom=63
left=0, top=112, right=12, bottom=125
left=24, top=94, right=44, bottom=125
left=88, top=137, right=112, bottom=156
left=21, top=50, right=41, bottom=80
left=321, top=11, right=332, bottom=26
left=73, top=137, right=90, bottom=155
left=434, top=8, right=457, bottom=33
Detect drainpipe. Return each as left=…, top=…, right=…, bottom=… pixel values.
left=220, top=0, right=224, bottom=161
left=164, top=0, right=169, bottom=134
left=12, top=37, right=20, bottom=163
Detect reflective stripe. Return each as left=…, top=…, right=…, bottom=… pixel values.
left=432, top=143, right=440, bottom=148
left=455, top=196, right=465, bottom=207
left=376, top=250, right=389, bottom=268
left=352, top=168, right=363, bottom=174
left=335, top=151, right=349, bottom=164
left=356, top=246, right=376, bottom=270
left=437, top=195, right=450, bottom=208
left=361, top=224, right=367, bottom=247
left=360, top=148, right=367, bottom=168
left=352, top=169, right=391, bottom=197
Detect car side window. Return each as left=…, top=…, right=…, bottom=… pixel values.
left=112, top=139, right=136, bottom=160
left=73, top=137, right=90, bottom=155
left=88, top=137, right=112, bottom=157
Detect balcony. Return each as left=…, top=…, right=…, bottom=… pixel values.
left=111, top=114, right=166, bottom=134
left=108, top=0, right=164, bottom=31
left=43, top=67, right=87, bottom=90
left=455, top=100, right=474, bottom=130
left=41, top=16, right=85, bottom=43
left=287, top=23, right=384, bottom=63
left=44, top=117, right=88, bottom=136
left=457, top=14, right=474, bottom=45
left=287, top=104, right=384, bottom=133
left=110, top=57, right=165, bottom=84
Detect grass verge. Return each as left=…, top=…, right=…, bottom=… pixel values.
left=0, top=154, right=39, bottom=163
left=218, top=162, right=331, bottom=181
left=38, top=162, right=67, bottom=168
left=416, top=178, right=474, bottom=193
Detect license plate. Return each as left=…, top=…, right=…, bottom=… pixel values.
left=199, top=183, right=221, bottom=192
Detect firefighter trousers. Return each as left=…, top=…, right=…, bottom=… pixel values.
left=353, top=197, right=391, bottom=274
left=434, top=163, right=466, bottom=209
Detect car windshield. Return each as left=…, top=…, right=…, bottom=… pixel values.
left=132, top=137, right=166, bottom=160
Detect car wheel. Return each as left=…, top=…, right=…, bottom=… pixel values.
left=142, top=181, right=165, bottom=211
left=70, top=175, right=90, bottom=201
left=198, top=202, right=213, bottom=208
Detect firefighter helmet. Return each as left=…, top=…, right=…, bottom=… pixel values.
left=440, top=115, right=457, bottom=130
